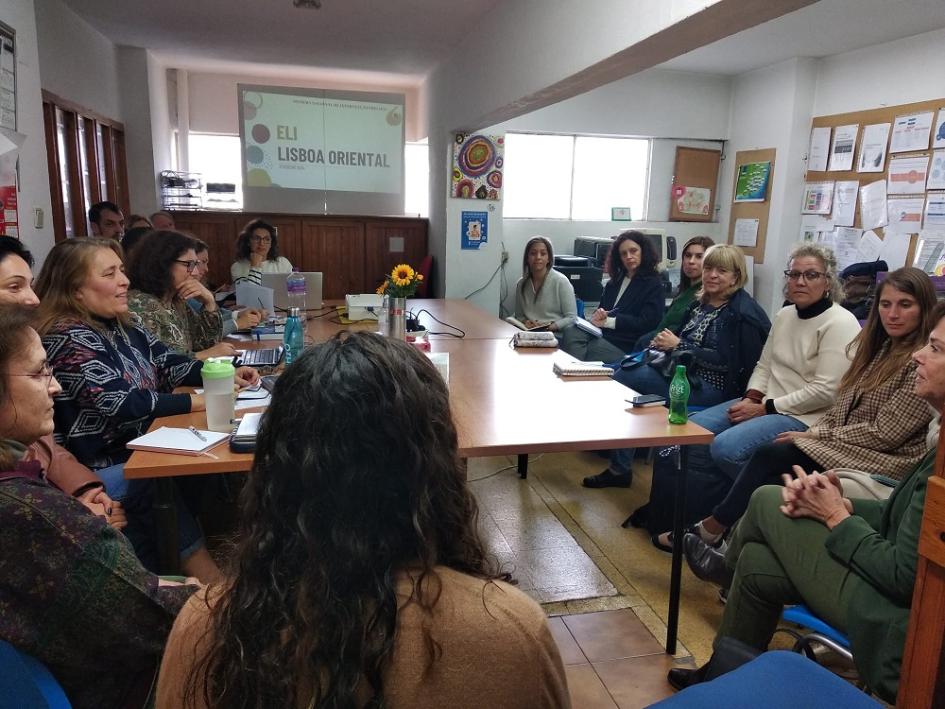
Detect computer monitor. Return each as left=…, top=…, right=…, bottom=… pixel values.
left=553, top=265, right=604, bottom=302
left=574, top=232, right=678, bottom=270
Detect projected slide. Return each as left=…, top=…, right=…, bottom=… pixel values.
left=239, top=85, right=405, bottom=215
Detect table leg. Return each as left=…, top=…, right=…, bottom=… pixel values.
left=155, top=478, right=181, bottom=575
left=518, top=454, right=528, bottom=479
left=666, top=445, right=687, bottom=655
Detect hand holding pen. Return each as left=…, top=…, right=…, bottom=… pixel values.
left=590, top=307, right=613, bottom=327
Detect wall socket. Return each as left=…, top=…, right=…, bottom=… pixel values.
left=500, top=249, right=509, bottom=265
left=33, top=208, right=43, bottom=229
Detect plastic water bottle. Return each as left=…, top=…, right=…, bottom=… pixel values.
left=668, top=365, right=690, bottom=425
left=377, top=294, right=389, bottom=336
left=283, top=307, right=304, bottom=365
left=286, top=268, right=307, bottom=313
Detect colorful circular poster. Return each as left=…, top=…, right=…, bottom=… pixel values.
left=457, top=135, right=496, bottom=177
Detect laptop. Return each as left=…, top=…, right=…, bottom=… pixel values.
left=260, top=272, right=324, bottom=311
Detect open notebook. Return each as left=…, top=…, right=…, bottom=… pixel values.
left=127, top=427, right=229, bottom=456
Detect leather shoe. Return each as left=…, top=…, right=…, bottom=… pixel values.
left=683, top=532, right=733, bottom=588
left=667, top=663, right=709, bottom=691
left=583, top=468, right=632, bottom=488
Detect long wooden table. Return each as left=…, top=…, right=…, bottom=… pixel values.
left=124, top=298, right=712, bottom=653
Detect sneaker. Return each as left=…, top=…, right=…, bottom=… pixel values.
left=582, top=468, right=632, bottom=488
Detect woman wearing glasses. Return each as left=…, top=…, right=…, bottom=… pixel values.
left=684, top=267, right=936, bottom=570
left=34, top=237, right=258, bottom=580
left=127, top=230, right=235, bottom=360
left=230, top=218, right=293, bottom=286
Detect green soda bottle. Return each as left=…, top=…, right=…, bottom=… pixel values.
left=668, top=365, right=690, bottom=424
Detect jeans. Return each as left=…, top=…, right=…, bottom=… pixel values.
left=608, top=366, right=728, bottom=476
left=559, top=325, right=627, bottom=363
left=96, top=463, right=205, bottom=571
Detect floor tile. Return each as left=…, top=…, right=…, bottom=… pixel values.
left=564, top=664, right=618, bottom=709
left=548, top=617, right=587, bottom=666
left=592, top=654, right=678, bottom=708
left=563, top=609, right=665, bottom=662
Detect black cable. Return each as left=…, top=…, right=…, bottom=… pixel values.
left=412, top=308, right=466, bottom=338
left=463, top=263, right=502, bottom=301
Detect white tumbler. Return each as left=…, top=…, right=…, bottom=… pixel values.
left=201, top=357, right=236, bottom=432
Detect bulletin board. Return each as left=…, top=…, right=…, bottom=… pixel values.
left=727, top=148, right=776, bottom=264
left=670, top=147, right=721, bottom=222
left=805, top=97, right=945, bottom=267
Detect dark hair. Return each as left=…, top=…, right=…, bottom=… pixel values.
left=127, top=229, right=198, bottom=299
left=678, top=236, right=714, bottom=292
left=120, top=227, right=153, bottom=257
left=519, top=236, right=555, bottom=298
left=192, top=238, right=209, bottom=254
left=0, top=306, right=36, bottom=469
left=88, top=200, right=121, bottom=226
left=0, top=235, right=34, bottom=269
left=841, top=267, right=936, bottom=393
left=149, top=210, right=175, bottom=225
left=236, top=219, right=279, bottom=262
left=606, top=230, right=659, bottom=280
left=187, top=332, right=504, bottom=708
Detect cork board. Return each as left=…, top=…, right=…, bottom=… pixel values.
left=806, top=97, right=945, bottom=266
left=727, top=148, right=776, bottom=264
left=670, top=147, right=721, bottom=222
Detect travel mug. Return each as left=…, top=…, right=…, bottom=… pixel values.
left=201, top=357, right=236, bottom=432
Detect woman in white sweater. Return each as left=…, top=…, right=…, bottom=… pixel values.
left=512, top=236, right=577, bottom=335
left=230, top=218, right=293, bottom=285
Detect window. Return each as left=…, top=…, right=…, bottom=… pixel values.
left=188, top=133, right=242, bottom=209
left=504, top=132, right=650, bottom=220
left=42, top=91, right=129, bottom=241
left=404, top=140, right=428, bottom=217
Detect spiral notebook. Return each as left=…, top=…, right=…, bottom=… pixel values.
left=127, top=427, right=229, bottom=456
left=552, top=360, right=614, bottom=378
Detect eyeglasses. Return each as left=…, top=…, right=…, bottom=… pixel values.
left=249, top=235, right=272, bottom=243
left=175, top=259, right=200, bottom=272
left=7, top=362, right=55, bottom=388
left=784, top=270, right=826, bottom=282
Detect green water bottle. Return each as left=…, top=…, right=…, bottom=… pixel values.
left=668, top=365, right=690, bottom=425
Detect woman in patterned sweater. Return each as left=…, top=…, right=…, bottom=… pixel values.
left=685, top=267, right=937, bottom=558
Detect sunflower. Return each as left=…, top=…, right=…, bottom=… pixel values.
left=391, top=264, right=415, bottom=287
left=375, top=281, right=387, bottom=295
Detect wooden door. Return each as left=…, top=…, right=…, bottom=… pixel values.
left=364, top=220, right=428, bottom=292
left=301, top=220, right=366, bottom=298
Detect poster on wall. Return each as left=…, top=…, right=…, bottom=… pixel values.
left=733, top=162, right=771, bottom=202
left=460, top=210, right=488, bottom=250
left=673, top=186, right=711, bottom=215
left=452, top=134, right=503, bottom=200
left=0, top=23, right=15, bottom=132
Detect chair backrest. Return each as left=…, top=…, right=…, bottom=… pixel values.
left=0, top=639, right=71, bottom=707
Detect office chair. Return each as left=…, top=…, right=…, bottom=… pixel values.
left=780, top=604, right=853, bottom=663
left=0, top=639, right=71, bottom=708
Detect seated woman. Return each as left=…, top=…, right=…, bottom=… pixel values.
left=633, top=235, right=714, bottom=350
left=668, top=301, right=945, bottom=704
left=191, top=239, right=265, bottom=336
left=560, top=230, right=664, bottom=362
left=127, top=230, right=235, bottom=360
left=584, top=245, right=770, bottom=489
left=230, top=218, right=293, bottom=285
left=0, top=234, right=40, bottom=307
left=512, top=236, right=576, bottom=336
left=156, top=333, right=569, bottom=708
left=684, top=266, right=936, bottom=560
left=34, top=237, right=259, bottom=579
left=0, top=305, right=196, bottom=708
left=632, top=243, right=861, bottom=542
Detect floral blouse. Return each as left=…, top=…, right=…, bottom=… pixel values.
left=128, top=290, right=223, bottom=357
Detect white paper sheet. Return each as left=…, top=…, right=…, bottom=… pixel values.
left=855, top=230, right=883, bottom=263
left=858, top=123, right=891, bottom=173
left=807, top=126, right=830, bottom=172
left=733, top=218, right=759, bottom=248
left=743, top=255, right=755, bottom=296
left=926, top=193, right=945, bottom=229
left=235, top=282, right=274, bottom=313
left=802, top=181, right=834, bottom=214
left=890, top=111, right=934, bottom=153
left=915, top=230, right=945, bottom=273
left=832, top=227, right=863, bottom=271
left=859, top=180, right=888, bottom=231
left=878, top=231, right=911, bottom=270
left=887, top=155, right=930, bottom=195
left=933, top=109, right=945, bottom=150
left=828, top=124, right=858, bottom=171
left=886, top=197, right=925, bottom=233
left=831, top=180, right=859, bottom=226
left=928, top=150, right=945, bottom=190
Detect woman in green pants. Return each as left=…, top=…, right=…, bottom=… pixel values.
left=669, top=300, right=945, bottom=704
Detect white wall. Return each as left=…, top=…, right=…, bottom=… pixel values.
left=117, top=46, right=161, bottom=214
left=33, top=0, right=122, bottom=121
left=0, top=0, right=55, bottom=265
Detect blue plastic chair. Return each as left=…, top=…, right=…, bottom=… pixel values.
left=781, top=604, right=853, bottom=662
left=0, top=640, right=71, bottom=708
left=645, top=650, right=880, bottom=708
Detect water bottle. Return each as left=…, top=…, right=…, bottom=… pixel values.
left=286, top=269, right=307, bottom=313
left=283, top=307, right=304, bottom=365
left=668, top=365, right=690, bottom=424
left=377, top=294, right=390, bottom=336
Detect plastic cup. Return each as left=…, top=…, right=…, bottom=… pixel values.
left=202, top=357, right=236, bottom=432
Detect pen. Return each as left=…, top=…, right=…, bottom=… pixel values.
left=258, top=297, right=266, bottom=309
left=188, top=426, right=208, bottom=442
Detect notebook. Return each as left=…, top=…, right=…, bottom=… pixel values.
left=127, top=427, right=229, bottom=456
left=574, top=317, right=603, bottom=338
left=552, top=360, right=614, bottom=378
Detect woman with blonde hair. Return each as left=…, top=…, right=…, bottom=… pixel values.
left=585, top=245, right=770, bottom=489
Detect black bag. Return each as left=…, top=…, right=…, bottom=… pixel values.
left=629, top=444, right=732, bottom=536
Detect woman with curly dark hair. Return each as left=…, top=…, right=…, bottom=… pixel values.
left=156, top=333, right=569, bottom=709
left=127, top=230, right=235, bottom=359
left=230, top=218, right=293, bottom=285
left=561, top=230, right=665, bottom=361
